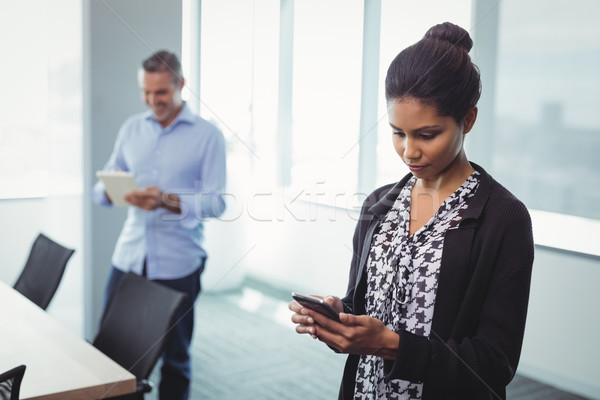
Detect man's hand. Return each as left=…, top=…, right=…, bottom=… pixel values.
left=124, top=186, right=181, bottom=213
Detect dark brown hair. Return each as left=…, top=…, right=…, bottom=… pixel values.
left=142, top=50, right=183, bottom=84
left=385, top=22, right=481, bottom=124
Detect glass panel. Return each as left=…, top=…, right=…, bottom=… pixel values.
left=0, top=2, right=49, bottom=198
left=492, top=0, right=600, bottom=220
left=199, top=0, right=255, bottom=147
left=291, top=0, right=363, bottom=200
left=0, top=0, right=82, bottom=199
left=198, top=0, right=280, bottom=186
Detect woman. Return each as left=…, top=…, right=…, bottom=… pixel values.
left=289, top=22, right=534, bottom=399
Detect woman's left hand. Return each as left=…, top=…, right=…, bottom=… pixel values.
left=308, top=310, right=399, bottom=359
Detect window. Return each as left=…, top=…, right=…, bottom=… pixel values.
left=187, top=0, right=599, bottom=251
left=290, top=0, right=363, bottom=199
left=488, top=0, right=600, bottom=221
left=0, top=1, right=82, bottom=199
left=189, top=0, right=279, bottom=190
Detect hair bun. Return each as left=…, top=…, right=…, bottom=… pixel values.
left=424, top=22, right=473, bottom=53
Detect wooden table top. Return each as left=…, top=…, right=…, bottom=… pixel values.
left=0, top=281, right=136, bottom=399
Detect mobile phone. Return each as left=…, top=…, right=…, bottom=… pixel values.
left=292, top=292, right=340, bottom=322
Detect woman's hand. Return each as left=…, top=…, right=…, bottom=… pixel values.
left=289, top=295, right=343, bottom=339
left=289, top=296, right=399, bottom=359
left=317, top=312, right=398, bottom=359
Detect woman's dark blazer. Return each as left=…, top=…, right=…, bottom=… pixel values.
left=338, top=163, right=535, bottom=400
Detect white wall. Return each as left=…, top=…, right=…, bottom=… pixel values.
left=519, top=248, right=600, bottom=399
left=242, top=198, right=356, bottom=297
left=0, top=196, right=83, bottom=336
left=199, top=158, right=252, bottom=293
left=0, top=200, right=47, bottom=285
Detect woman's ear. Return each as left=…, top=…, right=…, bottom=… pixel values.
left=463, top=106, right=478, bottom=134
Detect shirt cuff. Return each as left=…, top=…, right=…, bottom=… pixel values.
left=91, top=181, right=113, bottom=207
left=178, top=195, right=200, bottom=230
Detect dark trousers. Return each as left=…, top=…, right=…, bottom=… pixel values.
left=103, top=260, right=205, bottom=400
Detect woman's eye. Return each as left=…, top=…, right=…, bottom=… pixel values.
left=420, top=133, right=438, bottom=140
left=393, top=131, right=405, bottom=137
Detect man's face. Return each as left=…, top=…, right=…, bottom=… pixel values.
left=141, top=71, right=184, bottom=127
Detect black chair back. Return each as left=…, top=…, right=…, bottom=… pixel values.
left=92, top=272, right=187, bottom=380
left=0, top=365, right=26, bottom=400
left=13, top=233, right=75, bottom=310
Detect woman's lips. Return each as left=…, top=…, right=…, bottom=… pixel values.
left=407, top=164, right=426, bottom=172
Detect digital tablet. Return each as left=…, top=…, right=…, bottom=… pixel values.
left=96, top=170, right=139, bottom=207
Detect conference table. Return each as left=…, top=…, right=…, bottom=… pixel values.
left=0, top=280, right=136, bottom=399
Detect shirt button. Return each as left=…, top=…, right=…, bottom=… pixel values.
left=152, top=170, right=157, bottom=175
left=155, top=150, right=160, bottom=156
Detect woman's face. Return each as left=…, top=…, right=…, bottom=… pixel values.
left=389, top=97, right=476, bottom=182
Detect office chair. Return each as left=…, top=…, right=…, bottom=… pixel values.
left=13, top=233, right=75, bottom=310
left=0, top=365, right=26, bottom=400
left=92, top=272, right=187, bottom=400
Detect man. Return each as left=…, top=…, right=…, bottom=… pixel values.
left=92, top=50, right=226, bottom=400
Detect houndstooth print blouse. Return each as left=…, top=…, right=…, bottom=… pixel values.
left=354, top=172, right=480, bottom=400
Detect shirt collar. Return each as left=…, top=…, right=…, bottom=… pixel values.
left=145, top=101, right=194, bottom=127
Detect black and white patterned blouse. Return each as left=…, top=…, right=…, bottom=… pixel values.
left=354, top=172, right=480, bottom=400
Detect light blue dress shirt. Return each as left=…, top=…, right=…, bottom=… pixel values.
left=92, top=103, right=227, bottom=279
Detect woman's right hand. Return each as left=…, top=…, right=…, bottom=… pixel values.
left=289, top=295, right=343, bottom=339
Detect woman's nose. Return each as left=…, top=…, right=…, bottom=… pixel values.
left=403, top=137, right=420, bottom=160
